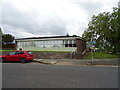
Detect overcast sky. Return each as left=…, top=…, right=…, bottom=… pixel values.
left=1, top=0, right=119, bottom=39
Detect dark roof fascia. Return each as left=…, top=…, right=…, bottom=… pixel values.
left=15, top=36, right=80, bottom=40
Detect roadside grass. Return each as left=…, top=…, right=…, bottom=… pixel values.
left=84, top=52, right=119, bottom=59
left=31, top=50, right=71, bottom=53
left=0, top=50, right=16, bottom=52
left=0, top=50, right=71, bottom=53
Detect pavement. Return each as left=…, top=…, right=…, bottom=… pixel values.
left=33, top=58, right=119, bottom=66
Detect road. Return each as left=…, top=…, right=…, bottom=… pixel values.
left=2, top=62, right=119, bottom=88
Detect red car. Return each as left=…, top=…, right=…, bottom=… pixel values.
left=0, top=50, right=34, bottom=63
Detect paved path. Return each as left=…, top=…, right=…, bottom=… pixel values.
left=33, top=58, right=119, bottom=65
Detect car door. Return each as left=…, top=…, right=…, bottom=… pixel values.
left=15, top=51, right=25, bottom=61
left=5, top=51, right=16, bottom=61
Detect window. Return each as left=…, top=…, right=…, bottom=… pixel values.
left=69, top=40, right=72, bottom=47
left=73, top=40, right=76, bottom=47
left=63, top=40, right=77, bottom=47
left=27, top=51, right=32, bottom=54
left=65, top=40, right=69, bottom=47
left=15, top=51, right=24, bottom=55
left=18, top=39, right=77, bottom=49
left=8, top=52, right=16, bottom=55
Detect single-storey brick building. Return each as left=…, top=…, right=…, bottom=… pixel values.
left=16, top=35, right=86, bottom=53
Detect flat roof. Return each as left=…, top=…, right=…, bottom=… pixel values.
left=15, top=35, right=86, bottom=42
left=16, top=36, right=78, bottom=40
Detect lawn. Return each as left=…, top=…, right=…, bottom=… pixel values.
left=84, top=52, right=119, bottom=59
left=0, top=50, right=71, bottom=53
left=0, top=50, right=16, bottom=52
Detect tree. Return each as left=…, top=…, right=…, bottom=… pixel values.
left=73, top=34, right=77, bottom=37
left=2, top=34, right=14, bottom=44
left=109, top=8, right=120, bottom=53
left=0, top=28, right=3, bottom=35
left=0, top=28, right=3, bottom=49
left=82, top=7, right=120, bottom=53
left=66, top=33, right=69, bottom=36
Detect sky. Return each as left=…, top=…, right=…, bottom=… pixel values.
left=0, top=0, right=119, bottom=39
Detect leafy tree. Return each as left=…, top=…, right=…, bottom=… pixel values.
left=0, top=28, right=3, bottom=49
left=73, top=34, right=77, bottom=36
left=0, top=28, right=3, bottom=35
left=82, top=7, right=120, bottom=53
left=2, top=34, right=14, bottom=44
left=109, top=8, right=120, bottom=53
left=66, top=33, right=69, bottom=36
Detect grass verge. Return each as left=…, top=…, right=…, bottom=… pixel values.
left=84, top=52, right=119, bottom=59
left=0, top=50, right=71, bottom=53
left=0, top=50, right=16, bottom=52
left=31, top=50, right=71, bottom=53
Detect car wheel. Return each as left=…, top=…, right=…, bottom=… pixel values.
left=2, top=58, right=5, bottom=63
left=20, top=58, right=26, bottom=63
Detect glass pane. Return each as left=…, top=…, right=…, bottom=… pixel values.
left=8, top=52, right=16, bottom=55
left=27, top=51, right=32, bottom=54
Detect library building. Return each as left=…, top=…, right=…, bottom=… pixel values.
left=15, top=36, right=86, bottom=53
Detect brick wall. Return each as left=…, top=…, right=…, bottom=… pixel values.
left=1, top=51, right=84, bottom=59
left=76, top=39, right=86, bottom=59
left=32, top=52, right=71, bottom=59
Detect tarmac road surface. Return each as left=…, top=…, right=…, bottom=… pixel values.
left=2, top=63, right=119, bottom=88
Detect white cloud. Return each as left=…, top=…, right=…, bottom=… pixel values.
left=1, top=0, right=119, bottom=38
